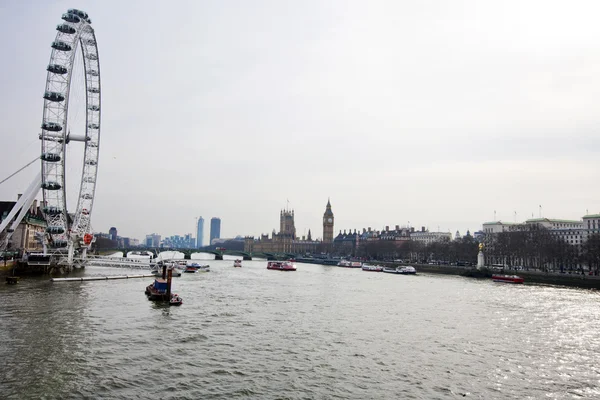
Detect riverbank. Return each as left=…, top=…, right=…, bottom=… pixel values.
left=373, top=261, right=600, bottom=290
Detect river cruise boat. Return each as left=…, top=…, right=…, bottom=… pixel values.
left=338, top=260, right=362, bottom=268
left=234, top=259, right=242, bottom=268
left=362, top=265, right=383, bottom=272
left=383, top=266, right=417, bottom=275
left=267, top=261, right=297, bottom=271
left=492, top=274, right=524, bottom=284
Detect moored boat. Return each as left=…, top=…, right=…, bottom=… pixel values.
left=183, top=266, right=197, bottom=273
left=398, top=266, right=417, bottom=275
left=197, top=265, right=210, bottom=272
left=492, top=274, right=524, bottom=284
left=338, top=260, right=362, bottom=268
left=233, top=259, right=242, bottom=268
left=267, top=261, right=297, bottom=271
left=362, top=265, right=383, bottom=272
left=383, top=266, right=417, bottom=275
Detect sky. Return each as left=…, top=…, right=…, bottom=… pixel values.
left=1, top=0, right=600, bottom=242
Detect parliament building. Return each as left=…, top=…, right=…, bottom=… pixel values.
left=244, top=200, right=335, bottom=254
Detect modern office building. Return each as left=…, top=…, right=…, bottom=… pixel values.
left=210, top=217, right=221, bottom=245
left=197, top=216, right=204, bottom=248
left=109, top=227, right=118, bottom=241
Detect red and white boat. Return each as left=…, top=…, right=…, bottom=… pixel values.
left=492, top=274, right=524, bottom=284
left=267, top=261, right=297, bottom=271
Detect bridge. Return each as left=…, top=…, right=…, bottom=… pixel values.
left=99, top=247, right=298, bottom=261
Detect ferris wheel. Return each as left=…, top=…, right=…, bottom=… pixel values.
left=40, top=9, right=101, bottom=257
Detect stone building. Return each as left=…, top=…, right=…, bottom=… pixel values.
left=0, top=199, right=46, bottom=252
left=245, top=208, right=319, bottom=254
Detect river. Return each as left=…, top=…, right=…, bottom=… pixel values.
left=1, top=258, right=599, bottom=399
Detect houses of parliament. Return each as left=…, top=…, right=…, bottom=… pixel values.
left=244, top=200, right=334, bottom=254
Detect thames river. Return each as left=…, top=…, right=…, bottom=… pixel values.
left=1, top=258, right=599, bottom=399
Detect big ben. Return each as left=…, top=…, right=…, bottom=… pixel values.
left=323, top=199, right=334, bottom=244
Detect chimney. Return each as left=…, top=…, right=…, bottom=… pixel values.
left=31, top=199, right=38, bottom=214
left=395, top=225, right=400, bottom=231
left=368, top=227, right=371, bottom=232
left=422, top=226, right=426, bottom=232
left=385, top=226, right=389, bottom=232
left=363, top=228, right=366, bottom=233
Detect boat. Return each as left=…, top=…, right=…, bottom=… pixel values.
left=398, top=266, right=417, bottom=275
left=197, top=264, right=210, bottom=272
left=169, top=293, right=183, bottom=306
left=233, top=259, right=242, bottom=268
left=150, top=264, right=182, bottom=277
left=383, top=266, right=417, bottom=275
left=267, top=261, right=297, bottom=271
left=183, top=266, right=197, bottom=273
left=145, top=279, right=183, bottom=305
left=492, top=274, right=524, bottom=284
left=362, top=265, right=383, bottom=272
left=337, top=260, right=362, bottom=268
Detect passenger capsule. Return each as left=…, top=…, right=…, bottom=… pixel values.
left=56, top=24, right=76, bottom=34
left=51, top=41, right=72, bottom=51
left=88, top=87, right=100, bottom=94
left=51, top=240, right=68, bottom=248
left=67, top=8, right=88, bottom=20
left=87, top=105, right=100, bottom=111
left=42, top=181, right=62, bottom=190
left=47, top=64, right=68, bottom=74
left=43, top=91, right=65, bottom=102
left=61, top=13, right=80, bottom=23
left=41, top=153, right=61, bottom=162
left=85, top=39, right=96, bottom=46
left=43, top=206, right=62, bottom=215
left=85, top=159, right=97, bottom=166
left=87, top=70, right=99, bottom=76
left=87, top=53, right=98, bottom=60
left=87, top=123, right=99, bottom=129
left=41, top=122, right=62, bottom=132
left=47, top=226, right=65, bottom=234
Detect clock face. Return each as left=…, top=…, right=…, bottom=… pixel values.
left=328, top=218, right=333, bottom=223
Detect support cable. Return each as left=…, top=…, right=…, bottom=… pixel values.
left=0, top=157, right=39, bottom=186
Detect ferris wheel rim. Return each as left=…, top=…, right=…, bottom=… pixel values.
left=40, top=9, right=100, bottom=251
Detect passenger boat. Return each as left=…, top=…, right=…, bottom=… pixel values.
left=398, top=266, right=417, bottom=275
left=151, top=267, right=182, bottom=277
left=233, top=259, right=242, bottom=268
left=337, top=260, right=362, bottom=268
left=492, top=274, right=524, bottom=284
left=362, top=265, right=383, bottom=272
left=382, top=266, right=417, bottom=275
left=267, top=261, right=297, bottom=271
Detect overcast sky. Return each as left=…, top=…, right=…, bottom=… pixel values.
left=1, top=0, right=600, bottom=241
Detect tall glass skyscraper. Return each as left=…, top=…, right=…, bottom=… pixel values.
left=196, top=217, right=204, bottom=248
left=210, top=217, right=221, bottom=245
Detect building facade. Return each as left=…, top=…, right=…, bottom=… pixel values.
left=244, top=209, right=319, bottom=254
left=210, top=217, right=221, bottom=245
left=0, top=199, right=46, bottom=252
left=197, top=216, right=204, bottom=248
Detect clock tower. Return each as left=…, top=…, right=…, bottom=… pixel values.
left=323, top=199, right=334, bottom=244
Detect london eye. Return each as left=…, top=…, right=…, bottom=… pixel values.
left=0, top=9, right=101, bottom=263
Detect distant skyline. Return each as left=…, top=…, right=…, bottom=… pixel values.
left=1, top=1, right=600, bottom=241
